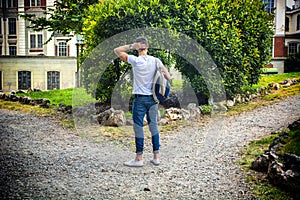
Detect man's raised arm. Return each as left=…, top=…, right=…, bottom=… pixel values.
left=114, top=44, right=132, bottom=62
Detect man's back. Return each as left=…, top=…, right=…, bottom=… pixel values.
left=128, top=55, right=157, bottom=95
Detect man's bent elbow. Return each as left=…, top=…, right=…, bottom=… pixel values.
left=114, top=48, right=119, bottom=56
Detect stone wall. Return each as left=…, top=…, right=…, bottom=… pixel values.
left=0, top=56, right=77, bottom=92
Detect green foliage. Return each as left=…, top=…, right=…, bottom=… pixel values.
left=171, top=79, right=183, bottom=92
left=82, top=0, right=273, bottom=102
left=278, top=128, right=300, bottom=156
left=284, top=51, right=300, bottom=73
left=199, top=105, right=213, bottom=115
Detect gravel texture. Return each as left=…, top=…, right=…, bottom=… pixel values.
left=1, top=95, right=300, bottom=199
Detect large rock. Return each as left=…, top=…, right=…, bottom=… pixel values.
left=165, top=107, right=183, bottom=122
left=251, top=154, right=270, bottom=172
left=186, top=103, right=201, bottom=119
left=39, top=98, right=50, bottom=108
left=97, top=108, right=126, bottom=127
left=165, top=106, right=203, bottom=122
left=251, top=151, right=278, bottom=172
left=108, top=109, right=126, bottom=127
left=57, top=103, right=73, bottom=114
left=268, top=161, right=285, bottom=185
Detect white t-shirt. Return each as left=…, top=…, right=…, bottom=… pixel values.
left=128, top=55, right=163, bottom=95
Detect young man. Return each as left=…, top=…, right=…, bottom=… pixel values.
left=114, top=37, right=171, bottom=167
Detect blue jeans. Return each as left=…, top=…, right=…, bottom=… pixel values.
left=132, top=95, right=160, bottom=155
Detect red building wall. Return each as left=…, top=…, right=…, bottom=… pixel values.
left=274, top=36, right=287, bottom=57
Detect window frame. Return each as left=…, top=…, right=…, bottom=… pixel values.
left=263, top=0, right=274, bottom=14
left=18, top=71, right=31, bottom=90
left=58, top=41, right=67, bottom=56
left=30, top=33, right=43, bottom=49
left=30, top=0, right=41, bottom=7
left=6, top=0, right=17, bottom=8
left=9, top=46, right=17, bottom=55
left=8, top=18, right=17, bottom=35
left=0, top=17, right=2, bottom=34
left=297, top=15, right=300, bottom=31
left=0, top=71, right=2, bottom=91
left=288, top=42, right=299, bottom=55
left=47, top=71, right=60, bottom=90
left=285, top=17, right=290, bottom=32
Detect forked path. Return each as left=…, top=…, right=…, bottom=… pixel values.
left=0, top=95, right=299, bottom=199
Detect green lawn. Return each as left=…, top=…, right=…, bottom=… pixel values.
left=17, top=88, right=96, bottom=107
left=254, top=72, right=300, bottom=88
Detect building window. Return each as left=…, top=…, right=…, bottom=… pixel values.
left=58, top=41, right=67, bottom=56
left=285, top=17, right=289, bottom=32
left=297, top=15, right=300, bottom=31
left=18, top=71, right=31, bottom=90
left=47, top=71, right=60, bottom=90
left=9, top=46, right=17, bottom=55
left=288, top=42, right=299, bottom=55
left=7, top=0, right=17, bottom=8
left=0, top=71, right=2, bottom=91
left=8, top=18, right=16, bottom=35
left=263, top=0, right=274, bottom=13
left=31, top=0, right=41, bottom=7
left=30, top=33, right=43, bottom=48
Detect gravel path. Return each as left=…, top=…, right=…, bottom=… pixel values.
left=1, top=95, right=300, bottom=199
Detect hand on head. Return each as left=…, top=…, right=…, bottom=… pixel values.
left=133, top=42, right=148, bottom=51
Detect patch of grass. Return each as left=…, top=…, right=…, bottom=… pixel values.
left=254, top=72, right=300, bottom=88
left=249, top=177, right=293, bottom=200
left=171, top=79, right=183, bottom=91
left=60, top=117, right=75, bottom=129
left=0, top=100, right=55, bottom=115
left=159, top=121, right=181, bottom=133
left=262, top=93, right=281, bottom=101
left=125, top=111, right=132, bottom=119
left=228, top=72, right=300, bottom=115
left=159, top=107, right=166, bottom=118
left=238, top=134, right=278, bottom=167
left=17, top=88, right=95, bottom=106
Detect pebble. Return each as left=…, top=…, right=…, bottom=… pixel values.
left=0, top=95, right=299, bottom=199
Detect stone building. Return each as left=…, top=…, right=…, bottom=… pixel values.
left=0, top=0, right=79, bottom=92
left=267, top=0, right=300, bottom=73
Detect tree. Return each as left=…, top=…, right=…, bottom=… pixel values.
left=82, top=0, right=274, bottom=104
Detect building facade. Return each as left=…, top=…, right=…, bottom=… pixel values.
left=0, top=0, right=78, bottom=92
left=268, top=0, right=300, bottom=73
